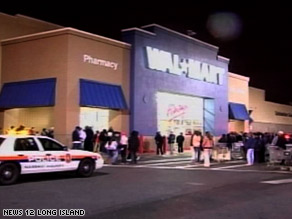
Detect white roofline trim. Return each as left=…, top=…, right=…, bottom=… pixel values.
left=141, top=24, right=218, bottom=50
left=229, top=72, right=250, bottom=82
left=0, top=12, right=16, bottom=18
left=67, top=28, right=131, bottom=46
left=249, top=86, right=265, bottom=92
left=217, top=55, right=230, bottom=61
left=121, top=27, right=156, bottom=36
left=1, top=27, right=131, bottom=47
left=15, top=14, right=63, bottom=28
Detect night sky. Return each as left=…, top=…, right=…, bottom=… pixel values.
left=1, top=1, right=292, bottom=104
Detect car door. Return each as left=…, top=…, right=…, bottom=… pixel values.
left=14, top=137, right=45, bottom=174
left=37, top=137, right=75, bottom=172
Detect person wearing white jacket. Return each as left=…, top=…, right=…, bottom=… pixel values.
left=119, top=132, right=128, bottom=163
left=192, top=131, right=203, bottom=163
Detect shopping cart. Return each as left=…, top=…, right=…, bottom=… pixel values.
left=231, top=142, right=245, bottom=160
left=267, top=145, right=285, bottom=165
left=212, top=143, right=230, bottom=162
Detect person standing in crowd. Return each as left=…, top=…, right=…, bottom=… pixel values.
left=119, top=132, right=128, bottom=163
left=72, top=126, right=82, bottom=149
left=226, top=133, right=236, bottom=150
left=47, top=127, right=54, bottom=138
left=79, top=127, right=87, bottom=149
left=99, top=129, right=108, bottom=153
left=6, top=126, right=16, bottom=135
left=128, top=131, right=140, bottom=164
left=155, top=131, right=164, bottom=155
left=218, top=134, right=227, bottom=143
left=41, top=128, right=48, bottom=136
left=28, top=127, right=36, bottom=135
left=271, top=131, right=287, bottom=150
left=202, top=131, right=214, bottom=167
left=105, top=136, right=119, bottom=164
left=244, top=132, right=256, bottom=165
left=192, top=130, right=203, bottom=163
left=84, top=126, right=94, bottom=151
left=167, top=131, right=176, bottom=155
left=93, top=131, right=100, bottom=152
left=176, top=132, right=185, bottom=153
left=254, top=132, right=265, bottom=163
left=107, top=127, right=114, bottom=138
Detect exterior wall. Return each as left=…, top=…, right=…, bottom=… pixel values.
left=228, top=72, right=250, bottom=133
left=0, top=13, right=61, bottom=40
left=228, top=120, right=245, bottom=132
left=66, top=31, right=130, bottom=138
left=122, top=25, right=229, bottom=136
left=1, top=28, right=130, bottom=145
left=228, top=73, right=249, bottom=106
left=1, top=31, right=69, bottom=143
left=249, top=87, right=292, bottom=133
left=251, top=122, right=292, bottom=133
left=0, top=13, right=61, bottom=87
left=0, top=13, right=61, bottom=130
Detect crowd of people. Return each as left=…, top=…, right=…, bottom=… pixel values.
left=4, top=125, right=54, bottom=137
left=3, top=124, right=290, bottom=167
left=154, top=130, right=291, bottom=167
left=71, top=126, right=140, bottom=165
left=217, top=131, right=290, bottom=165
left=155, top=130, right=215, bottom=167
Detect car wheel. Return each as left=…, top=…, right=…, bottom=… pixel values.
left=0, top=163, right=20, bottom=185
left=77, top=159, right=95, bottom=177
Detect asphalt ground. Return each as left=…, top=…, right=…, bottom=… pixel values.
left=1, top=153, right=292, bottom=219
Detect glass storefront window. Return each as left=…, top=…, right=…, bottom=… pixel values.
left=80, top=107, right=109, bottom=131
left=156, top=92, right=203, bottom=136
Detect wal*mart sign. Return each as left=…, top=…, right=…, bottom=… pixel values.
left=145, top=46, right=225, bottom=85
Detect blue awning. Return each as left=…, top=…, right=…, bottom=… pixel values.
left=80, top=79, right=127, bottom=110
left=229, top=102, right=249, bottom=121
left=0, top=78, right=56, bottom=108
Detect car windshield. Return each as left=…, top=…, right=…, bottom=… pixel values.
left=0, top=137, right=5, bottom=147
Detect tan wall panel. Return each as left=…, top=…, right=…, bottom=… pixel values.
left=1, top=35, right=68, bottom=82
left=228, top=73, right=249, bottom=106
left=251, top=122, right=292, bottom=133
left=249, top=87, right=292, bottom=126
left=0, top=13, right=60, bottom=98
left=0, top=13, right=61, bottom=40
left=108, top=111, right=129, bottom=133
left=228, top=120, right=244, bottom=133
left=228, top=73, right=250, bottom=132
left=249, top=87, right=265, bottom=104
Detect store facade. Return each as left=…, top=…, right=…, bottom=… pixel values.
left=122, top=24, right=229, bottom=137
left=249, top=87, right=292, bottom=133
left=228, top=72, right=250, bottom=133
left=0, top=28, right=130, bottom=145
left=1, top=19, right=291, bottom=151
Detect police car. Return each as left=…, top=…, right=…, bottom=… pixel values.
left=0, top=135, right=104, bottom=185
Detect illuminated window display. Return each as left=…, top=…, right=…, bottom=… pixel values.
left=80, top=107, right=109, bottom=131
left=156, top=92, right=203, bottom=135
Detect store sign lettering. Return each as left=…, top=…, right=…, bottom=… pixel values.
left=275, top=111, right=292, bottom=117
left=167, top=104, right=188, bottom=121
left=83, top=54, right=118, bottom=70
left=145, top=46, right=224, bottom=85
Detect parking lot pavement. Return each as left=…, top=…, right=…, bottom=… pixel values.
left=104, top=152, right=292, bottom=174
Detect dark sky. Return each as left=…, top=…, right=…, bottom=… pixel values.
left=1, top=1, right=292, bottom=104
